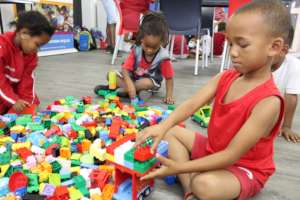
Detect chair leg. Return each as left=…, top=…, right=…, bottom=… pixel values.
left=210, top=34, right=214, bottom=63
left=170, top=35, right=175, bottom=60
left=180, top=35, right=184, bottom=59
left=111, top=35, right=122, bottom=65
left=194, top=37, right=200, bottom=75
left=220, top=40, right=228, bottom=72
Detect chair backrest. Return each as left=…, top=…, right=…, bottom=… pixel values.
left=201, top=7, right=214, bottom=36
left=160, top=0, right=202, bottom=35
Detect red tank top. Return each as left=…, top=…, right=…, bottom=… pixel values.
left=207, top=69, right=284, bottom=185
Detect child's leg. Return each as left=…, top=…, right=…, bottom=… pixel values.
left=134, top=78, right=157, bottom=91
left=190, top=170, right=240, bottom=200
left=163, top=126, right=196, bottom=194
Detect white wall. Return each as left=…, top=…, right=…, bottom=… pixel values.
left=0, top=4, right=16, bottom=32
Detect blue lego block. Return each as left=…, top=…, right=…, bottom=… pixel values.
left=61, top=179, right=74, bottom=187
left=0, top=177, right=9, bottom=197
left=157, top=140, right=168, bottom=157
left=3, top=113, right=17, bottom=122
left=71, top=142, right=78, bottom=152
left=33, top=116, right=42, bottom=123
left=10, top=133, right=19, bottom=141
left=113, top=179, right=132, bottom=200
left=124, top=160, right=134, bottom=169
left=17, top=135, right=27, bottom=143
left=100, top=130, right=109, bottom=141
left=105, top=118, right=112, bottom=126
left=15, top=187, right=27, bottom=197
left=80, top=163, right=99, bottom=169
left=164, top=175, right=177, bottom=185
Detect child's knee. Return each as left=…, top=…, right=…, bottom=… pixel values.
left=191, top=174, right=218, bottom=200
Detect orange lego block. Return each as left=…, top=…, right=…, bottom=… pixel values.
left=60, top=147, right=71, bottom=159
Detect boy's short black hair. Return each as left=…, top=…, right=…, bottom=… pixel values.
left=287, top=26, right=294, bottom=47
left=235, top=0, right=291, bottom=42
left=136, top=12, right=169, bottom=46
left=15, top=11, right=55, bottom=37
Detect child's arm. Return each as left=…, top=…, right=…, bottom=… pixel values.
left=163, top=78, right=174, bottom=104
left=142, top=96, right=281, bottom=179
left=136, top=74, right=221, bottom=150
left=121, top=68, right=137, bottom=99
left=281, top=93, right=300, bottom=142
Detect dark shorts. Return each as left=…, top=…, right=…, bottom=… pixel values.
left=191, top=133, right=262, bottom=200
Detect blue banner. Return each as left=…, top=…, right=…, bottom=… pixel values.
left=40, top=32, right=74, bottom=51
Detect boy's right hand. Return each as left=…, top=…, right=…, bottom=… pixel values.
left=135, top=124, right=166, bottom=153
left=13, top=99, right=30, bottom=113
left=281, top=127, right=300, bottom=143
left=127, top=85, right=137, bottom=99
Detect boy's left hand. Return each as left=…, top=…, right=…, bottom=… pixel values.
left=163, top=96, right=175, bottom=104
left=281, top=127, right=300, bottom=143
left=141, top=154, right=179, bottom=180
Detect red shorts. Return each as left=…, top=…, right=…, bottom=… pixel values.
left=191, top=133, right=262, bottom=200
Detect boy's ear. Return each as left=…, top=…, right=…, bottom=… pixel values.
left=268, top=37, right=285, bottom=57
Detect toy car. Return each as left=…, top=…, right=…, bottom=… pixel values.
left=192, top=105, right=212, bottom=128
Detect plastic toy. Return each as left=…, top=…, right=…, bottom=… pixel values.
left=108, top=70, right=117, bottom=90
left=191, top=105, right=212, bottom=128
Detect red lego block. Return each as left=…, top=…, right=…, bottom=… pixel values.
left=89, top=169, right=110, bottom=190
left=45, top=197, right=59, bottom=200
left=134, top=146, right=154, bottom=162
left=54, top=186, right=69, bottom=200
left=77, top=143, right=83, bottom=153
left=45, top=144, right=59, bottom=156
left=68, top=130, right=78, bottom=139
left=109, top=118, right=123, bottom=140
left=82, top=96, right=92, bottom=104
left=106, top=134, right=135, bottom=155
left=45, top=126, right=60, bottom=137
left=16, top=147, right=32, bottom=162
left=82, top=121, right=97, bottom=127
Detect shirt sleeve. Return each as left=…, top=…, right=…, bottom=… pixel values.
left=160, top=59, right=174, bottom=79
left=285, top=56, right=300, bottom=94
left=122, top=49, right=135, bottom=71
left=16, top=55, right=38, bottom=104
left=0, top=44, right=19, bottom=106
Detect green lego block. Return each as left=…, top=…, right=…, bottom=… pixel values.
left=43, top=119, right=51, bottom=129
left=49, top=173, right=61, bottom=186
left=71, top=123, right=86, bottom=132
left=60, top=137, right=70, bottom=147
left=73, top=175, right=86, bottom=188
left=134, top=160, right=152, bottom=174
left=0, top=151, right=11, bottom=165
left=65, top=96, right=75, bottom=104
left=79, top=187, right=89, bottom=197
left=27, top=173, right=39, bottom=193
left=0, top=128, right=4, bottom=135
left=27, top=122, right=44, bottom=131
left=50, top=161, right=62, bottom=173
left=109, top=103, right=116, bottom=109
left=7, top=120, right=16, bottom=128
left=71, top=160, right=81, bottom=167
left=70, top=153, right=82, bottom=160
left=148, top=157, right=157, bottom=166
left=97, top=89, right=109, bottom=97
left=124, top=148, right=135, bottom=162
left=168, top=105, right=176, bottom=110
left=60, top=170, right=71, bottom=180
left=80, top=153, right=94, bottom=164
left=16, top=115, right=32, bottom=126
left=134, top=106, right=148, bottom=112
left=51, top=112, right=65, bottom=121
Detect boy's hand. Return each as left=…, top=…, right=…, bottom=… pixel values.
left=141, top=154, right=179, bottom=180
left=163, top=96, right=175, bottom=105
left=13, top=99, right=30, bottom=113
left=127, top=85, right=136, bottom=99
left=135, top=124, right=166, bottom=153
left=281, top=127, right=300, bottom=143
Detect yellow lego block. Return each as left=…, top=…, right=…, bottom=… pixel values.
left=10, top=125, right=26, bottom=133
left=12, top=141, right=31, bottom=151
left=59, top=99, right=65, bottom=104
left=68, top=187, right=83, bottom=200
left=39, top=183, right=45, bottom=195
left=70, top=153, right=82, bottom=160
left=0, top=136, right=14, bottom=143
left=39, top=171, right=49, bottom=182
left=105, top=153, right=114, bottom=162
left=71, top=166, right=81, bottom=174
left=0, top=164, right=9, bottom=177
left=102, top=184, right=114, bottom=200
left=99, top=165, right=114, bottom=176
left=91, top=194, right=102, bottom=200
left=41, top=161, right=52, bottom=173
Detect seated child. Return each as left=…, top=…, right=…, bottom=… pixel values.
left=136, top=1, right=289, bottom=199
left=272, top=27, right=300, bottom=142
left=0, top=11, right=54, bottom=115
left=94, top=12, right=175, bottom=104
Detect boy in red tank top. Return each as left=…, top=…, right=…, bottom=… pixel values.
left=135, top=1, right=290, bottom=199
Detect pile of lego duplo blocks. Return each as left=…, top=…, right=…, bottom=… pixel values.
left=0, top=94, right=173, bottom=200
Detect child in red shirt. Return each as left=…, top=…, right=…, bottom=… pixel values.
left=136, top=1, right=289, bottom=199
left=95, top=12, right=175, bottom=104
left=0, top=11, right=54, bottom=115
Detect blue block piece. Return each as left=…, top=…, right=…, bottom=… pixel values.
left=28, top=132, right=47, bottom=147
left=156, top=116, right=163, bottom=123
left=71, top=142, right=78, bottom=152
left=100, top=130, right=109, bottom=141
left=164, top=176, right=177, bottom=185
left=157, top=140, right=168, bottom=157
left=124, top=160, right=134, bottom=169
left=33, top=116, right=42, bottom=123
left=0, top=177, right=9, bottom=197
left=15, top=187, right=27, bottom=197
left=68, top=118, right=76, bottom=124
left=138, top=99, right=145, bottom=106
left=61, top=179, right=74, bottom=186
left=120, top=128, right=125, bottom=134
left=3, top=113, right=17, bottom=122
left=10, top=133, right=19, bottom=141
left=17, top=135, right=27, bottom=143
left=80, top=163, right=99, bottom=169
left=105, top=118, right=112, bottom=126
left=113, top=179, right=132, bottom=200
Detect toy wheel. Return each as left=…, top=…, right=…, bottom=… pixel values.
left=144, top=187, right=152, bottom=197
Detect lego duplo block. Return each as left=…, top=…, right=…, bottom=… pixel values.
left=133, top=157, right=157, bottom=174
left=39, top=171, right=49, bottom=182
left=71, top=153, right=82, bottom=161
left=60, top=147, right=71, bottom=159
left=48, top=173, right=61, bottom=186
left=68, top=187, right=83, bottom=200
left=80, top=153, right=94, bottom=164
left=54, top=185, right=69, bottom=200
left=106, top=134, right=135, bottom=155
left=134, top=146, right=154, bottom=162
left=99, top=165, right=114, bottom=176
left=40, top=183, right=55, bottom=196
left=27, top=173, right=39, bottom=193
left=102, top=184, right=114, bottom=200
left=41, top=161, right=52, bottom=173
left=27, top=122, right=44, bottom=131
left=89, top=169, right=110, bottom=190
left=50, top=161, right=61, bottom=173
left=109, top=118, right=123, bottom=139
left=73, top=175, right=86, bottom=188
left=115, top=141, right=135, bottom=166
left=16, top=115, right=32, bottom=126
left=60, top=168, right=71, bottom=180
left=81, top=139, right=91, bottom=153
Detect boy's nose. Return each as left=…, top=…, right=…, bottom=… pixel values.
left=229, top=46, right=239, bottom=58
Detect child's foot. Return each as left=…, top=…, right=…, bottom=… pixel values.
left=94, top=85, right=109, bottom=95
